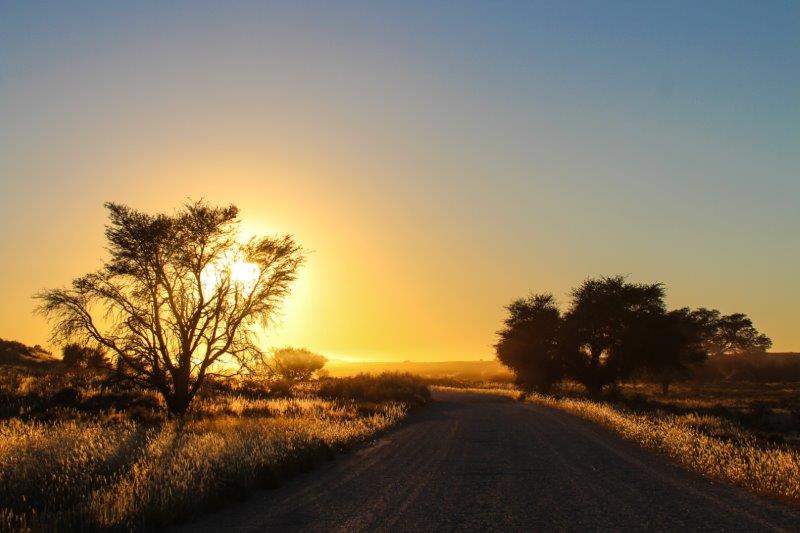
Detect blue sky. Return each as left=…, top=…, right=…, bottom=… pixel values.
left=1, top=1, right=798, bottom=357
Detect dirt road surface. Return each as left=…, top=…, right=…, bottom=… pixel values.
left=179, top=390, right=800, bottom=532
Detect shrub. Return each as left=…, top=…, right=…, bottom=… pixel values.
left=62, top=344, right=108, bottom=369
left=318, top=373, right=430, bottom=406
left=270, top=348, right=327, bottom=384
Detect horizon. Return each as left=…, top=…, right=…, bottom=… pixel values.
left=1, top=2, right=798, bottom=360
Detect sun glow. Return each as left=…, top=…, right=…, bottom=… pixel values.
left=200, top=255, right=261, bottom=294
left=229, top=260, right=261, bottom=287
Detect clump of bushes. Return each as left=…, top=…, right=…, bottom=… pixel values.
left=319, top=372, right=430, bottom=406
left=61, top=343, right=108, bottom=370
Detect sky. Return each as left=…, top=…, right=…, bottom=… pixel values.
left=1, top=1, right=798, bottom=361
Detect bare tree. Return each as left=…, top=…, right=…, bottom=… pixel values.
left=36, top=201, right=304, bottom=416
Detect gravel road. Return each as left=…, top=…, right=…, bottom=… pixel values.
left=180, top=390, right=800, bottom=532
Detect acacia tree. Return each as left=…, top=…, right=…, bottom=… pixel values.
left=36, top=201, right=304, bottom=416
left=690, top=309, right=772, bottom=357
left=561, top=276, right=666, bottom=397
left=494, top=293, right=563, bottom=394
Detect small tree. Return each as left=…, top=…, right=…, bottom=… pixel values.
left=270, top=347, right=327, bottom=384
left=62, top=343, right=108, bottom=369
left=36, top=201, right=304, bottom=416
left=699, top=310, right=772, bottom=357
left=495, top=294, right=563, bottom=393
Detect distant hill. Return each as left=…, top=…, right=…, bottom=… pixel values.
left=325, top=359, right=513, bottom=381
left=0, top=339, right=57, bottom=367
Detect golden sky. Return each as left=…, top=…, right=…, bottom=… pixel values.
left=1, top=3, right=798, bottom=360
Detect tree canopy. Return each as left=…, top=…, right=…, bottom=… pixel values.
left=692, top=309, right=772, bottom=357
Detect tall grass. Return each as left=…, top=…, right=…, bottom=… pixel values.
left=318, top=372, right=431, bottom=406
left=430, top=384, right=520, bottom=399
left=526, top=393, right=800, bottom=504
left=0, top=398, right=407, bottom=531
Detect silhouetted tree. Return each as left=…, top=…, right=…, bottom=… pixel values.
left=562, top=276, right=666, bottom=397
left=693, top=309, right=772, bottom=357
left=270, top=347, right=327, bottom=384
left=495, top=294, right=563, bottom=393
left=36, top=201, right=304, bottom=416
left=622, top=308, right=707, bottom=395
left=62, top=343, right=108, bottom=369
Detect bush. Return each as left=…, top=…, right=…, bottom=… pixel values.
left=318, top=373, right=430, bottom=406
left=270, top=348, right=327, bottom=384
left=62, top=344, right=108, bottom=370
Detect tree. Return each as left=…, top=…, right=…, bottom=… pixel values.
left=62, top=343, right=108, bottom=369
left=270, top=347, right=327, bottom=384
left=562, top=275, right=666, bottom=397
left=36, top=201, right=304, bottom=416
left=705, top=311, right=772, bottom=357
left=494, top=294, right=563, bottom=393
left=622, top=308, right=707, bottom=395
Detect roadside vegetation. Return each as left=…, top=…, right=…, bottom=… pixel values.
left=525, top=389, right=800, bottom=505
left=320, top=372, right=431, bottom=405
left=0, top=347, right=428, bottom=531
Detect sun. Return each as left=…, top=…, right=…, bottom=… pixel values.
left=200, top=255, right=261, bottom=293
left=229, top=260, right=260, bottom=287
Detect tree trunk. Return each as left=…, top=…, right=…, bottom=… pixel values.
left=165, top=393, right=190, bottom=418
left=586, top=381, right=603, bottom=400
left=166, top=369, right=192, bottom=418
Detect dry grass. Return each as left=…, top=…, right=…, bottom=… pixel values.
left=0, top=375, right=416, bottom=531
left=319, top=372, right=431, bottom=405
left=525, top=393, right=800, bottom=505
left=431, top=384, right=521, bottom=399
left=557, top=381, right=800, bottom=449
